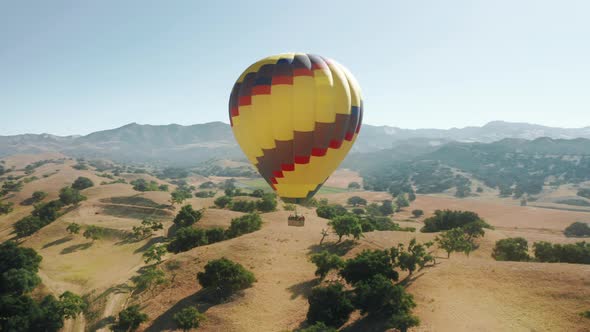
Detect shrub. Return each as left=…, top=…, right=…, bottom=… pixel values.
left=173, top=306, right=206, bottom=331
left=31, top=191, right=48, bottom=202
left=58, top=187, right=86, bottom=205
left=348, top=182, right=361, bottom=190
left=395, top=195, right=410, bottom=210
left=173, top=205, right=203, bottom=228
left=214, top=195, right=232, bottom=208
left=14, top=216, right=44, bottom=237
left=411, top=209, right=424, bottom=218
left=195, top=190, right=216, bottom=198
left=533, top=241, right=590, bottom=264
left=492, top=237, right=530, bottom=261
left=347, top=196, right=367, bottom=207
left=131, top=266, right=167, bottom=293
left=32, top=200, right=63, bottom=222
left=226, top=213, right=262, bottom=238
left=328, top=214, right=363, bottom=242
left=0, top=201, right=14, bottom=215
left=256, top=194, right=277, bottom=212
left=283, top=203, right=296, bottom=211
left=577, top=188, right=590, bottom=199
left=353, top=274, right=417, bottom=319
left=199, top=181, right=215, bottom=189
left=340, top=249, right=398, bottom=284
left=167, top=227, right=208, bottom=253
left=298, top=322, right=338, bottom=332
left=359, top=215, right=400, bottom=232
left=379, top=200, right=395, bottom=216
left=306, top=283, right=354, bottom=328
left=66, top=223, right=81, bottom=235
left=205, top=227, right=226, bottom=244
left=352, top=208, right=365, bottom=215
left=113, top=305, right=148, bottom=331
left=230, top=199, right=257, bottom=212
left=71, top=177, right=94, bottom=190
left=316, top=204, right=347, bottom=219
left=564, top=222, right=590, bottom=238
left=197, top=258, right=255, bottom=299
left=130, top=179, right=160, bottom=192
left=83, top=225, right=105, bottom=241
left=310, top=251, right=344, bottom=280
left=170, top=189, right=192, bottom=205
left=421, top=209, right=489, bottom=233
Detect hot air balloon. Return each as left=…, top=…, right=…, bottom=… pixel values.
left=229, top=53, right=363, bottom=204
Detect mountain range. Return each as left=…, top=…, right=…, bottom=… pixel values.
left=1, top=121, right=590, bottom=165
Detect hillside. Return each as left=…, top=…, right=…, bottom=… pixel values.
left=352, top=137, right=590, bottom=203
left=3, top=121, right=590, bottom=166
left=2, top=154, right=590, bottom=331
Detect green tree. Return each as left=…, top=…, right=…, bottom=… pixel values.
left=83, top=225, right=104, bottom=241
left=256, top=194, right=277, bottom=212
left=347, top=196, right=367, bottom=207
left=59, top=187, right=86, bottom=205
left=340, top=249, right=398, bottom=284
left=173, top=306, right=206, bottom=331
left=66, top=223, right=81, bottom=235
left=306, top=283, right=354, bottom=328
left=205, top=227, right=226, bottom=244
left=72, top=177, right=94, bottom=190
left=132, top=266, right=167, bottom=294
left=14, top=216, right=43, bottom=237
left=310, top=251, right=344, bottom=280
left=31, top=191, right=48, bottom=202
left=214, top=195, right=232, bottom=208
left=395, top=195, right=410, bottom=211
left=298, top=322, right=338, bottom=332
left=0, top=201, right=14, bottom=215
left=2, top=268, right=41, bottom=294
left=226, top=213, right=262, bottom=238
left=411, top=209, right=424, bottom=218
left=197, top=258, right=255, bottom=299
left=58, top=291, right=86, bottom=319
left=435, top=228, right=471, bottom=258
left=348, top=182, right=361, bottom=190
left=564, top=222, right=590, bottom=237
left=167, top=227, right=208, bottom=253
left=393, top=239, right=434, bottom=275
left=143, top=244, right=168, bottom=264
left=173, top=205, right=203, bottom=228
left=328, top=214, right=363, bottom=242
left=353, top=274, right=416, bottom=318
left=132, top=218, right=164, bottom=239
left=379, top=200, right=395, bottom=216
left=113, top=305, right=148, bottom=331
left=170, top=189, right=192, bottom=206
left=492, top=237, right=530, bottom=261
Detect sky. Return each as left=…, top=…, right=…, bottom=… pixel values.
left=1, top=0, right=589, bottom=136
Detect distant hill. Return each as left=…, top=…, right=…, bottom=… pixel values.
left=1, top=120, right=590, bottom=165
left=351, top=137, right=590, bottom=198
left=355, top=121, right=590, bottom=151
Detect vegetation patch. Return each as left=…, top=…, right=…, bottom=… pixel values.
left=100, top=204, right=172, bottom=220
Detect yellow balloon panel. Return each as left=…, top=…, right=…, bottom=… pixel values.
left=229, top=53, right=363, bottom=202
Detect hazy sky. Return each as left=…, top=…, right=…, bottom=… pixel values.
left=1, top=0, right=589, bottom=135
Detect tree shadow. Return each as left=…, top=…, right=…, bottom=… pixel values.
left=132, top=236, right=166, bottom=253
left=308, top=239, right=357, bottom=256
left=166, top=223, right=180, bottom=238
left=89, top=315, right=116, bottom=331
left=42, top=235, right=72, bottom=248
left=286, top=279, right=319, bottom=300
left=60, top=242, right=93, bottom=254
left=340, top=315, right=390, bottom=332
left=145, top=288, right=221, bottom=332
left=20, top=197, right=36, bottom=206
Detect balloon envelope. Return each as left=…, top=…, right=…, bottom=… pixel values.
left=229, top=53, right=363, bottom=203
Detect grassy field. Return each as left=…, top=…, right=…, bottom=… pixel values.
left=2, top=154, right=590, bottom=332
left=237, top=178, right=348, bottom=195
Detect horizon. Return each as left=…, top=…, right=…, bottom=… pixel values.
left=2, top=119, right=590, bottom=137
left=2, top=1, right=590, bottom=135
